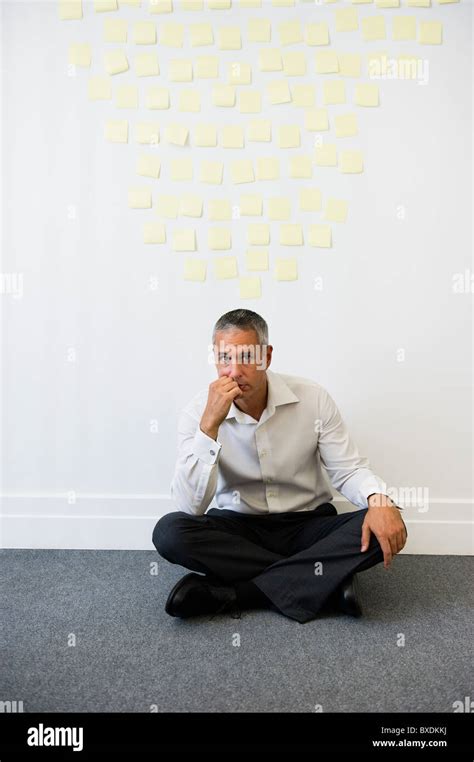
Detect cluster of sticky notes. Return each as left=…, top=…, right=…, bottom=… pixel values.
left=61, top=0, right=456, bottom=298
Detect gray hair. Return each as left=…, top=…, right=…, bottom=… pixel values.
left=212, top=309, right=269, bottom=346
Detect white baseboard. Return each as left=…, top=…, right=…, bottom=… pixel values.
left=1, top=495, right=472, bottom=555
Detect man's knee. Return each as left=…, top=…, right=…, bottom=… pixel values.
left=152, top=511, right=200, bottom=560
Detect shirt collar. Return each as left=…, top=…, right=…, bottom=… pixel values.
left=224, top=369, right=299, bottom=425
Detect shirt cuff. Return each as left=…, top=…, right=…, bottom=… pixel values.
left=358, top=475, right=390, bottom=509
left=193, top=427, right=222, bottom=465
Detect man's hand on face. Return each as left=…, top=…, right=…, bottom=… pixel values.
left=361, top=495, right=408, bottom=569
left=200, top=375, right=243, bottom=440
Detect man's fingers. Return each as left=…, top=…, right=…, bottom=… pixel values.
left=380, top=538, right=393, bottom=569
left=360, top=522, right=371, bottom=552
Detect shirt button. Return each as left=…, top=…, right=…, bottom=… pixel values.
left=210, top=450, right=216, bottom=456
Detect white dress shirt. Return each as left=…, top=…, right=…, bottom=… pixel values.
left=170, top=369, right=389, bottom=516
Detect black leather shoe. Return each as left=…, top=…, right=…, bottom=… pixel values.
left=338, top=574, right=362, bottom=617
left=165, top=573, right=238, bottom=618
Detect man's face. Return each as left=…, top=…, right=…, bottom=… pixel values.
left=213, top=328, right=272, bottom=400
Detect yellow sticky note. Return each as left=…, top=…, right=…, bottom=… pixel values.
left=306, top=23, right=329, bottom=46
left=228, top=62, right=252, bottom=85
left=208, top=200, right=232, bottom=221
left=355, top=83, right=379, bottom=107
left=104, top=49, right=129, bottom=75
left=218, top=27, right=241, bottom=50
left=314, top=144, right=338, bottom=167
left=258, top=49, right=283, bottom=72
left=116, top=85, right=138, bottom=109
left=299, top=188, right=322, bottom=212
left=169, top=59, right=193, bottom=82
left=282, top=52, right=306, bottom=77
left=256, top=158, right=279, bottom=180
left=149, top=0, right=173, bottom=12
left=289, top=155, right=313, bottom=179
left=165, top=124, right=188, bottom=146
left=240, top=195, right=263, bottom=216
left=305, top=108, right=329, bottom=132
left=214, top=257, right=238, bottom=280
left=135, top=54, right=159, bottom=77
left=180, top=195, right=203, bottom=218
left=196, top=56, right=219, bottom=79
left=247, top=120, right=271, bottom=142
left=88, top=76, right=112, bottom=101
left=231, top=160, right=255, bottom=184
left=248, top=224, right=270, bottom=245
left=362, top=16, right=386, bottom=42
left=279, top=20, right=303, bottom=46
left=335, top=113, right=358, bottom=138
left=267, top=80, right=291, bottom=105
left=94, top=0, right=117, bottom=11
left=246, top=249, right=269, bottom=271
left=222, top=125, right=244, bottom=148
left=128, top=188, right=152, bottom=209
left=143, top=222, right=166, bottom=244
left=173, top=229, right=196, bottom=252
left=190, top=23, right=214, bottom=47
left=248, top=19, right=271, bottom=43
left=315, top=51, right=339, bottom=74
left=278, top=125, right=300, bottom=149
left=392, top=17, right=416, bottom=41
left=194, top=124, right=217, bottom=147
left=200, top=161, right=224, bottom=184
left=179, top=90, right=201, bottom=112
left=280, top=224, right=303, bottom=246
left=213, top=85, right=236, bottom=107
left=268, top=197, right=291, bottom=220
left=239, top=90, right=262, bottom=114
left=104, top=18, right=127, bottom=43
left=324, top=199, right=348, bottom=222
left=308, top=224, right=332, bottom=248
left=133, top=21, right=156, bottom=45
left=209, top=228, right=232, bottom=250
left=339, top=53, right=362, bottom=78
left=335, top=8, right=359, bottom=33
left=323, top=80, right=346, bottom=105
left=170, top=159, right=193, bottom=182
left=105, top=120, right=128, bottom=143
left=275, top=258, right=298, bottom=281
left=203, top=209, right=228, bottom=238
left=184, top=258, right=206, bottom=282
left=136, top=154, right=161, bottom=179
left=59, top=0, right=83, bottom=20
left=407, top=0, right=430, bottom=6
left=135, top=122, right=160, bottom=144
left=181, top=2, right=203, bottom=11
left=160, top=23, right=184, bottom=47
left=339, top=151, right=364, bottom=175
left=146, top=87, right=169, bottom=110
left=291, top=84, right=315, bottom=107
left=376, top=0, right=399, bottom=6
left=156, top=195, right=179, bottom=218
left=419, top=21, right=443, bottom=45
left=69, top=44, right=91, bottom=68
left=240, top=277, right=261, bottom=299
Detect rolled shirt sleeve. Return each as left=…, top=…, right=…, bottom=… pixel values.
left=317, top=388, right=389, bottom=510
left=169, top=411, right=222, bottom=516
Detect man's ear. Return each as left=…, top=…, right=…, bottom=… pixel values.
left=265, top=345, right=273, bottom=369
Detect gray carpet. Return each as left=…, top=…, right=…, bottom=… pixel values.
left=1, top=550, right=472, bottom=713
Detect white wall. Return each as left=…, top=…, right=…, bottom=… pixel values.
left=1, top=1, right=472, bottom=553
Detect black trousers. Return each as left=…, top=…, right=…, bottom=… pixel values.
left=152, top=503, right=385, bottom=624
